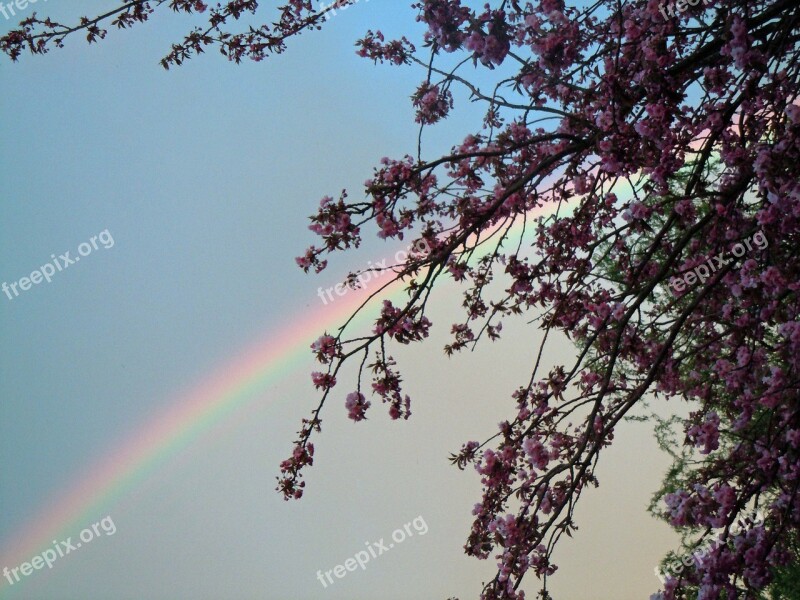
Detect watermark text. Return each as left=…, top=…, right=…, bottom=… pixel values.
left=316, top=515, right=428, bottom=588
left=3, top=515, right=116, bottom=586
left=3, top=229, right=115, bottom=301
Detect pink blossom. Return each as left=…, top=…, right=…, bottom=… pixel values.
left=344, top=391, right=371, bottom=422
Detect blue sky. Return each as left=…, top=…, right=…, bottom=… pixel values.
left=0, top=2, right=678, bottom=598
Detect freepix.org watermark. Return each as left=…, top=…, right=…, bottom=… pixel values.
left=654, top=510, right=764, bottom=584
left=3, top=515, right=116, bottom=586
left=658, top=0, right=714, bottom=20
left=2, top=229, right=115, bottom=301
left=317, top=0, right=369, bottom=21
left=0, top=0, right=47, bottom=21
left=668, top=230, right=768, bottom=293
left=315, top=515, right=428, bottom=588
left=316, top=239, right=430, bottom=305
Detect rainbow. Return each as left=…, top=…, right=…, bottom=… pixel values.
left=0, top=273, right=380, bottom=589
left=0, top=191, right=601, bottom=592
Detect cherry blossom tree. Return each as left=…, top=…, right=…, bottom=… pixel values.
left=5, top=1, right=799, bottom=598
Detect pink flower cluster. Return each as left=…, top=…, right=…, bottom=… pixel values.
left=344, top=391, right=370, bottom=421
left=412, top=82, right=453, bottom=125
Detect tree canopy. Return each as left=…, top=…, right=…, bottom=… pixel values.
left=4, top=1, right=799, bottom=598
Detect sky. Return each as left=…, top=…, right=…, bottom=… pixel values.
left=1, top=1, right=678, bottom=598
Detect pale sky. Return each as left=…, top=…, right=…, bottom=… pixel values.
left=1, top=2, right=678, bottom=598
